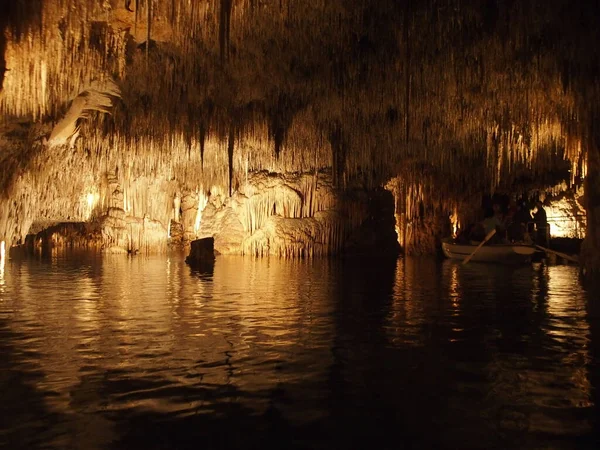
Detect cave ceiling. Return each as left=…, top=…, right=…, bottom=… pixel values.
left=0, top=0, right=599, bottom=192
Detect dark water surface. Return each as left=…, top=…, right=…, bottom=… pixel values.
left=1, top=251, right=599, bottom=449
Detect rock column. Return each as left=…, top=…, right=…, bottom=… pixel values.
left=582, top=124, right=600, bottom=279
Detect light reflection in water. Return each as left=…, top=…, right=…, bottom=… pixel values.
left=449, top=261, right=460, bottom=307
left=0, top=252, right=597, bottom=449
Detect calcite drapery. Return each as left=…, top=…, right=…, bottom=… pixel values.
left=0, top=1, right=599, bottom=268
left=195, top=171, right=373, bottom=257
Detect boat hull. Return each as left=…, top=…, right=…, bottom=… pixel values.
left=442, top=239, right=536, bottom=264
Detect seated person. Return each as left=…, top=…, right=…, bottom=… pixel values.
left=507, top=201, right=533, bottom=242
left=469, top=223, right=487, bottom=242
left=483, top=214, right=503, bottom=235
left=479, top=203, right=507, bottom=243
left=512, top=201, right=533, bottom=226
left=533, top=201, right=548, bottom=246
left=505, top=199, right=517, bottom=225
left=482, top=204, right=504, bottom=233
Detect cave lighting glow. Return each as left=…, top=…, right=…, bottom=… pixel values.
left=83, top=191, right=100, bottom=219
left=86, top=192, right=95, bottom=209
left=194, top=191, right=209, bottom=235
left=0, top=1, right=596, bottom=260
left=545, top=198, right=586, bottom=239
left=450, top=209, right=459, bottom=237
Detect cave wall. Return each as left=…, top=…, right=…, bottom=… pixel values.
left=0, top=0, right=599, bottom=262
left=196, top=171, right=366, bottom=256
left=581, top=119, right=600, bottom=278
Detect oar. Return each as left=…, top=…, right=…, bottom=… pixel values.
left=462, top=228, right=496, bottom=265
left=535, top=245, right=579, bottom=263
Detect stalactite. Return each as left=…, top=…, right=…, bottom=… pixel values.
left=328, top=121, right=347, bottom=188
left=0, top=25, right=6, bottom=92
left=228, top=124, right=235, bottom=197
left=219, top=0, right=232, bottom=62
left=146, top=0, right=152, bottom=64
left=134, top=0, right=140, bottom=34
left=199, top=122, right=207, bottom=166
left=404, top=0, right=411, bottom=145
left=1, top=0, right=599, bottom=256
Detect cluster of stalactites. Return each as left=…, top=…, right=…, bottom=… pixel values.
left=484, top=119, right=586, bottom=190
left=241, top=212, right=350, bottom=258
left=237, top=171, right=335, bottom=234
left=0, top=117, right=332, bottom=250
left=1, top=0, right=596, bottom=197
left=235, top=171, right=365, bottom=257
left=385, top=174, right=469, bottom=254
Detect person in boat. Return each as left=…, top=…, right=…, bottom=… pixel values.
left=533, top=200, right=549, bottom=246
left=456, top=223, right=475, bottom=244
left=505, top=199, right=518, bottom=224
left=481, top=203, right=506, bottom=242
left=507, top=200, right=533, bottom=242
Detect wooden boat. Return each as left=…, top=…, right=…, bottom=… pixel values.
left=441, top=238, right=537, bottom=263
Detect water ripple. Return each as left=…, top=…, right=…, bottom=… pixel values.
left=0, top=252, right=598, bottom=449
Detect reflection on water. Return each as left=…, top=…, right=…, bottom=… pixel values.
left=0, top=251, right=598, bottom=449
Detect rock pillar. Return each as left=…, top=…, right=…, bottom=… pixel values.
left=582, top=125, right=600, bottom=279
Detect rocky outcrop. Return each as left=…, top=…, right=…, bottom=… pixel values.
left=185, top=237, right=216, bottom=267
left=21, top=208, right=167, bottom=255
left=386, top=176, right=455, bottom=255
left=3, top=167, right=400, bottom=258
left=543, top=185, right=586, bottom=238
left=195, top=171, right=397, bottom=257
left=98, top=207, right=167, bottom=254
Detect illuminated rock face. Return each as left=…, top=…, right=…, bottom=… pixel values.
left=543, top=186, right=586, bottom=239
left=0, top=1, right=599, bottom=266
left=195, top=171, right=396, bottom=257
left=2, top=165, right=397, bottom=257
left=385, top=176, right=456, bottom=255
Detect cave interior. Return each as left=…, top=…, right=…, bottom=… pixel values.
left=0, top=0, right=598, bottom=271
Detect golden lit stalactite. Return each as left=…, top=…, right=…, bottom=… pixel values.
left=198, top=102, right=214, bottom=167
left=47, top=79, right=121, bottom=148
left=328, top=121, right=347, bottom=188
left=193, top=190, right=209, bottom=235
left=219, top=0, right=233, bottom=62
left=0, top=1, right=597, bottom=256
left=228, top=124, right=235, bottom=197
left=449, top=208, right=459, bottom=237
left=0, top=21, right=6, bottom=92
left=146, top=0, right=152, bottom=65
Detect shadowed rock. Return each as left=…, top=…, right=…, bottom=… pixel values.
left=185, top=237, right=216, bottom=268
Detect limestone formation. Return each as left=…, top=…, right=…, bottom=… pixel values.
left=0, top=1, right=598, bottom=274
